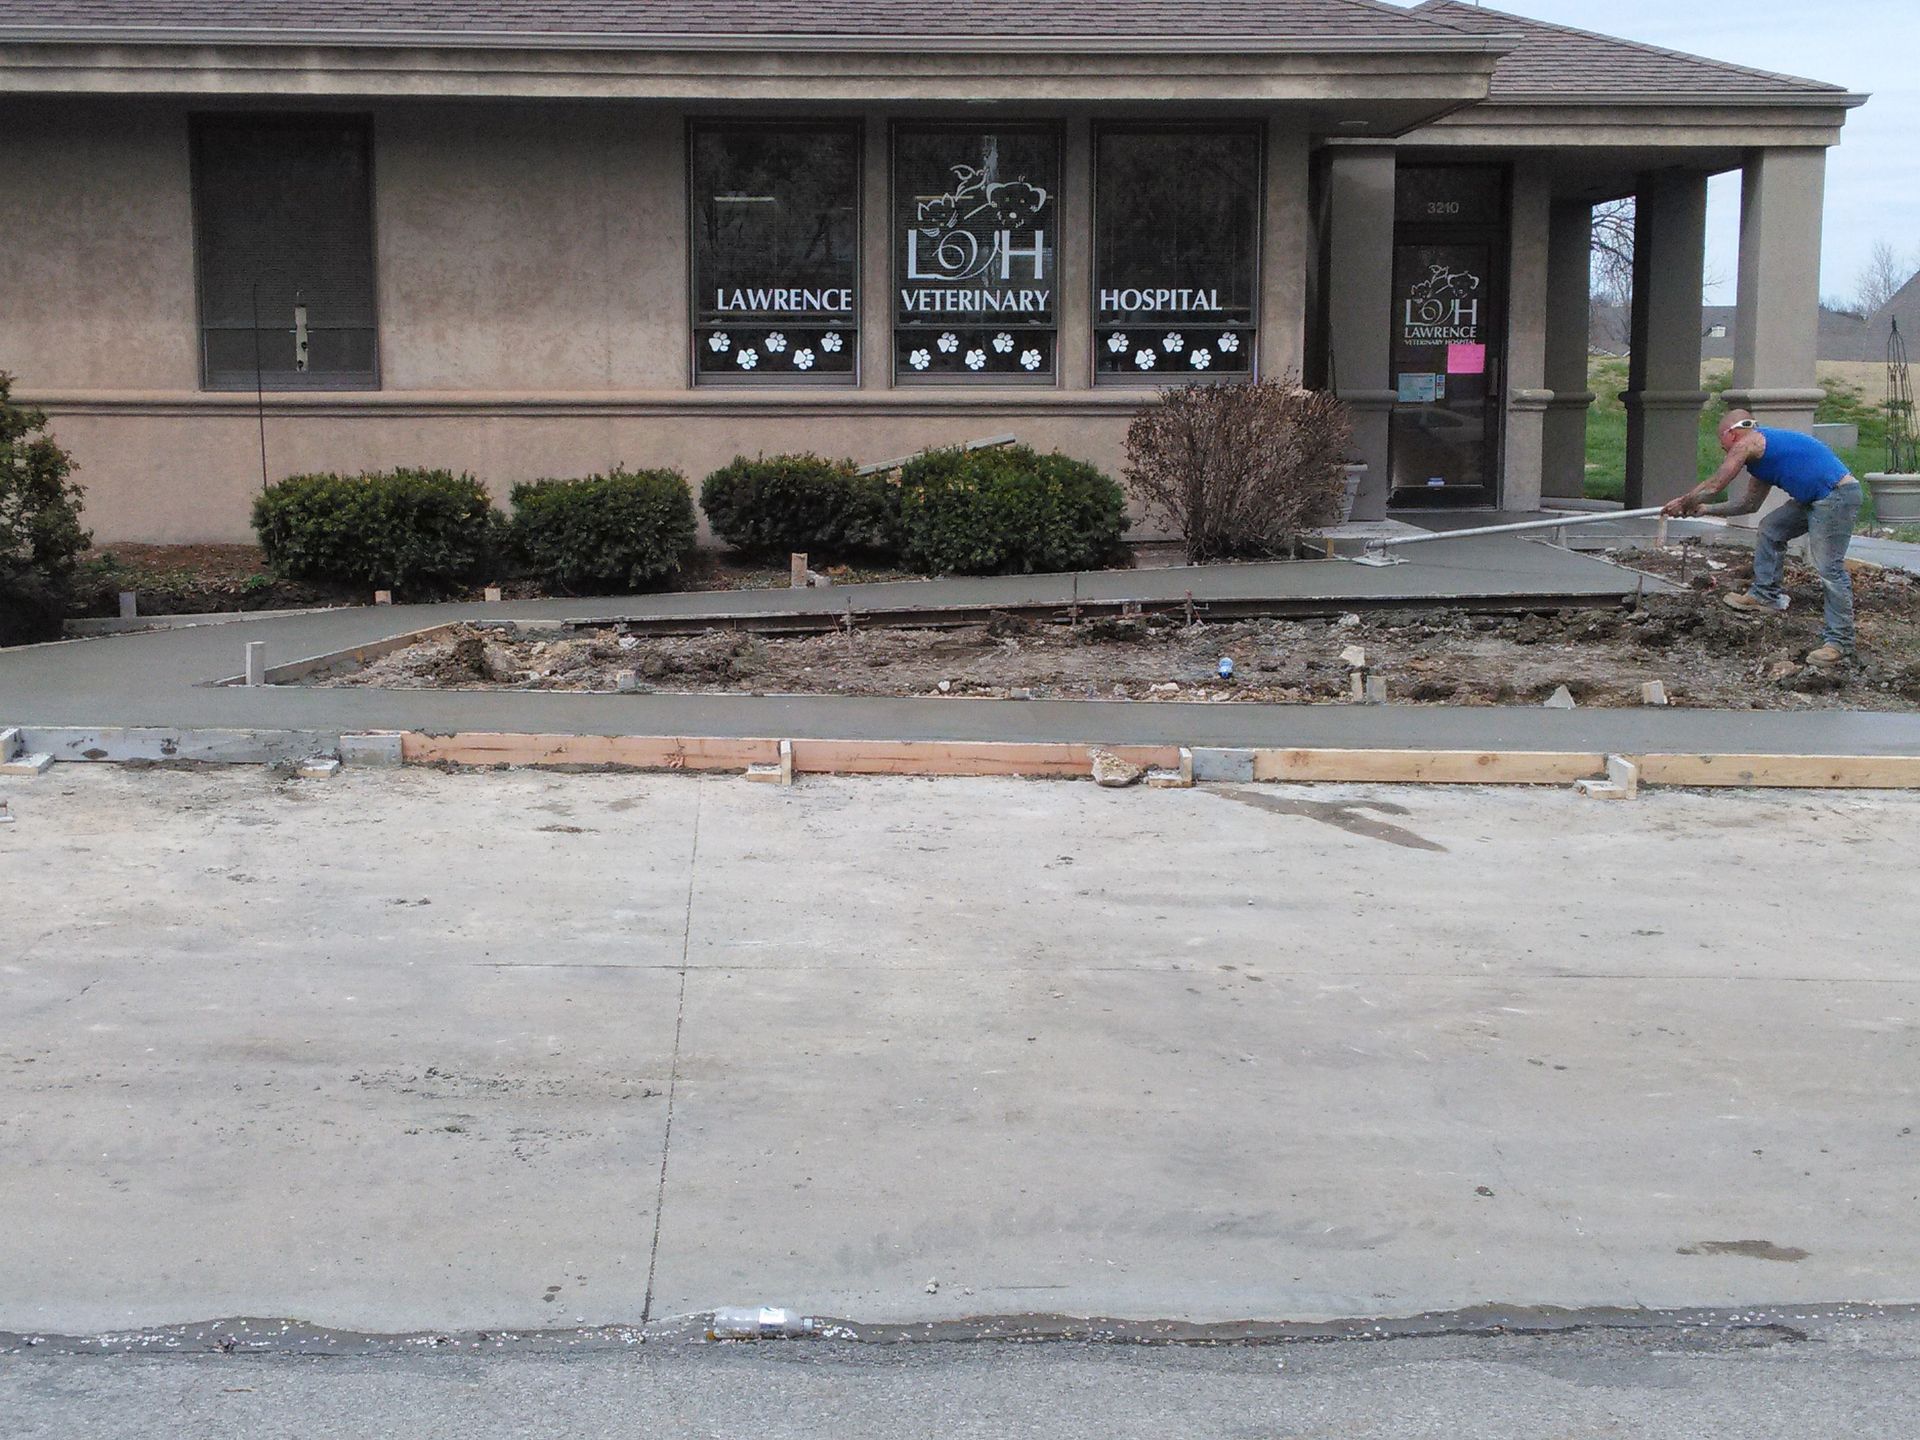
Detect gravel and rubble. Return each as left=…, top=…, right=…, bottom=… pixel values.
left=317, top=547, right=1920, bottom=712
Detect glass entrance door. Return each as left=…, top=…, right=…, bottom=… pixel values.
left=1388, top=167, right=1506, bottom=508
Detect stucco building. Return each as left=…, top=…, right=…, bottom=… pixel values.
left=0, top=0, right=1862, bottom=542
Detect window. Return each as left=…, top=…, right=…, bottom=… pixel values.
left=191, top=115, right=378, bottom=391
left=690, top=121, right=860, bottom=384
left=1095, top=126, right=1260, bottom=383
left=894, top=124, right=1058, bottom=382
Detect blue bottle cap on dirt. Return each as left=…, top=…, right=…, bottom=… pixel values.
left=1217, top=657, right=1235, bottom=679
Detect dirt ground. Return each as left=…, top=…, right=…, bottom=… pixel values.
left=320, top=545, right=1920, bottom=711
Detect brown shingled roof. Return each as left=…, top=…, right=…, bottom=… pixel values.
left=1415, top=0, right=1845, bottom=98
left=0, top=0, right=1483, bottom=42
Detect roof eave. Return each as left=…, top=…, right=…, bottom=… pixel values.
left=1486, top=90, right=1867, bottom=109
left=0, top=24, right=1521, bottom=56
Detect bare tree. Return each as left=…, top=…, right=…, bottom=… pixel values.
left=1590, top=199, right=1635, bottom=301
left=1585, top=200, right=1635, bottom=354
left=1854, top=240, right=1916, bottom=317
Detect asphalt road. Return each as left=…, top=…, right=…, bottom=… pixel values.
left=7, top=1308, right=1916, bottom=1439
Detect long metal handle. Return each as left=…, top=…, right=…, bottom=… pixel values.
left=1362, top=506, right=1671, bottom=553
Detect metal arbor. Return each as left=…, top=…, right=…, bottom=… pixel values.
left=1889, top=319, right=1918, bottom=474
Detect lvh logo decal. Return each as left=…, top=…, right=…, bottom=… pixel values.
left=1402, top=265, right=1483, bottom=343
left=901, top=164, right=1051, bottom=315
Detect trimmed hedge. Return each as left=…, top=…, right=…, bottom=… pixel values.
left=252, top=468, right=500, bottom=592
left=894, top=445, right=1128, bottom=576
left=509, top=467, right=697, bottom=593
left=699, top=453, right=898, bottom=558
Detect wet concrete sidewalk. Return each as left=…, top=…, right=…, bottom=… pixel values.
left=6, top=535, right=1920, bottom=757
left=5, top=768, right=1917, bottom=1336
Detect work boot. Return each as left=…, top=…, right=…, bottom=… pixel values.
left=1805, top=644, right=1848, bottom=667
left=1722, top=591, right=1788, bottom=616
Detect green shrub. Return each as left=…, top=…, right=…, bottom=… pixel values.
left=0, top=373, right=91, bottom=645
left=894, top=445, right=1128, bottom=575
left=510, top=467, right=697, bottom=593
left=699, top=453, right=898, bottom=558
left=251, top=468, right=501, bottom=593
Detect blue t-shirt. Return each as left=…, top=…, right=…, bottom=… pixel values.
left=1746, top=427, right=1851, bottom=504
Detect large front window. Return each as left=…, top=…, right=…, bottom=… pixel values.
left=1094, top=126, right=1260, bottom=383
left=191, top=115, right=378, bottom=391
left=690, top=121, right=860, bottom=384
left=893, top=124, right=1059, bottom=383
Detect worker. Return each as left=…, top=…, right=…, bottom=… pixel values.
left=1661, top=409, right=1862, bottom=666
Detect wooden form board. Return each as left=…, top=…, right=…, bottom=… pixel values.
left=790, top=739, right=1178, bottom=777
left=1251, top=748, right=1607, bottom=785
left=1635, top=753, right=1920, bottom=789
left=401, top=732, right=777, bottom=771
left=400, top=732, right=1177, bottom=778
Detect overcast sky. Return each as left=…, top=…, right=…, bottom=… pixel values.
left=1400, top=0, right=1915, bottom=308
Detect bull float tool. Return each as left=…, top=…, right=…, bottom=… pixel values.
left=1349, top=505, right=1674, bottom=565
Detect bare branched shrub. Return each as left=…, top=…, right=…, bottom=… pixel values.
left=1123, top=376, right=1353, bottom=562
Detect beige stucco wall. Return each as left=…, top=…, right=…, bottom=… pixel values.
left=0, top=99, right=199, bottom=392
left=4, top=98, right=1329, bottom=543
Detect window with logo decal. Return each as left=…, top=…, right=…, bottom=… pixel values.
left=690, top=121, right=860, bottom=384
left=894, top=124, right=1058, bottom=383
left=1094, top=126, right=1259, bottom=383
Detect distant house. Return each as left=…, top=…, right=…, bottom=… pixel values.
left=1592, top=270, right=1920, bottom=363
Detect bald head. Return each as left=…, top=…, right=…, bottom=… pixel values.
left=1717, top=408, right=1759, bottom=453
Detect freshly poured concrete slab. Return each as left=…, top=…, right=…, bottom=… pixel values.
left=3, top=536, right=1915, bottom=760
left=7, top=770, right=1918, bottom=1335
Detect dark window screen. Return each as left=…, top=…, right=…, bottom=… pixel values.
left=691, top=122, right=860, bottom=383
left=1095, top=127, right=1259, bottom=382
left=192, top=115, right=378, bottom=391
left=894, top=125, right=1058, bottom=382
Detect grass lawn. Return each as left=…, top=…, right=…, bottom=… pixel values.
left=1582, top=360, right=1892, bottom=526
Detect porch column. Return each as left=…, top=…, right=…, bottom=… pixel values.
left=1541, top=198, right=1596, bottom=501
left=1325, top=146, right=1396, bottom=520
left=1623, top=170, right=1709, bottom=508
left=1723, top=146, right=1827, bottom=434
left=1259, top=125, right=1311, bottom=380
left=1502, top=160, right=1553, bottom=511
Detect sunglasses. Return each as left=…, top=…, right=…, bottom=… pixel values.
left=1725, top=418, right=1757, bottom=432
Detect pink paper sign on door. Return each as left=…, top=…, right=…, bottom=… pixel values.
left=1446, top=342, right=1487, bottom=375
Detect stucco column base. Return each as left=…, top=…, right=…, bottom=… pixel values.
left=1503, top=388, right=1554, bottom=512
left=1719, top=386, right=1824, bottom=431
left=1541, top=390, right=1596, bottom=501
left=1623, top=389, right=1709, bottom=507
left=1337, top=389, right=1396, bottom=521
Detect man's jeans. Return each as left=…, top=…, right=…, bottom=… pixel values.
left=1750, top=480, right=1862, bottom=653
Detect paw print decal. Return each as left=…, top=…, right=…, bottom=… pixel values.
left=765, top=332, right=788, bottom=354
left=794, top=349, right=816, bottom=371
left=1020, top=349, right=1044, bottom=372
left=937, top=332, right=960, bottom=354
left=1106, top=333, right=1130, bottom=354
left=1217, top=331, right=1241, bottom=355
left=909, top=349, right=932, bottom=371
left=820, top=332, right=844, bottom=354
left=736, top=348, right=759, bottom=370
left=1134, top=349, right=1157, bottom=370
left=965, top=349, right=987, bottom=371
left=992, top=332, right=1015, bottom=354
left=1162, top=333, right=1185, bottom=353
left=708, top=332, right=732, bottom=353
left=1190, top=350, right=1212, bottom=370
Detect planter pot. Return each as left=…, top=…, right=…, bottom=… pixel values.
left=1864, top=473, right=1920, bottom=526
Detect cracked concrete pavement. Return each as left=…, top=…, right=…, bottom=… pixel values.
left=3, top=766, right=1918, bottom=1340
